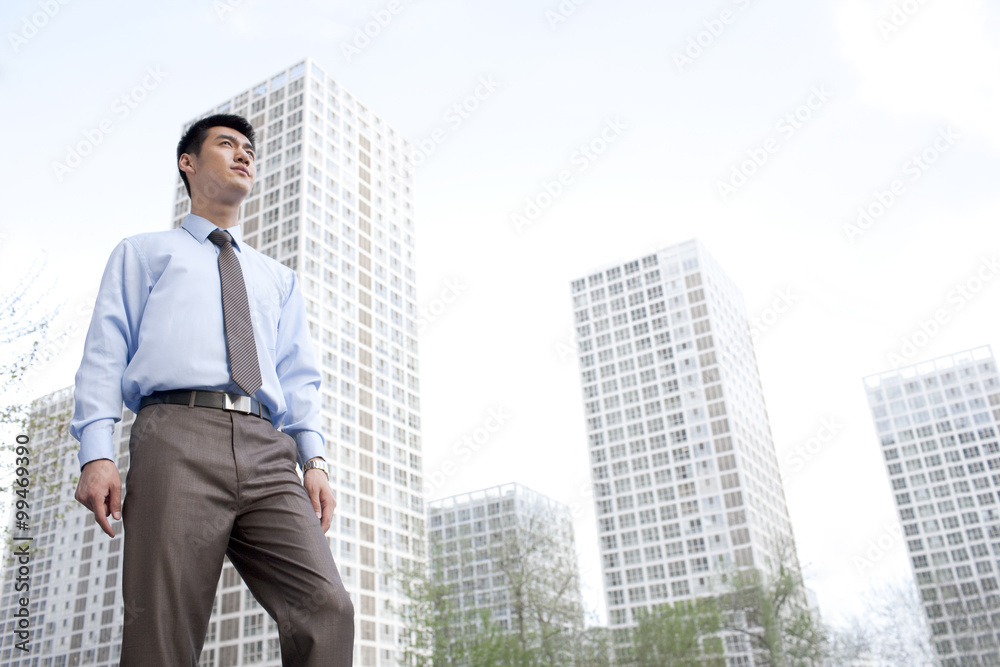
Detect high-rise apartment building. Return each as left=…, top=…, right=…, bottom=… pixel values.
left=0, top=57, right=425, bottom=667
left=570, top=239, right=798, bottom=658
left=0, top=387, right=133, bottom=666
left=864, top=346, right=1000, bottom=665
left=427, top=483, right=583, bottom=650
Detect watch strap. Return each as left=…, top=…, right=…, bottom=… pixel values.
left=303, top=458, right=330, bottom=479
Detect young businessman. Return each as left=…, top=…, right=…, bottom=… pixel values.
left=71, top=114, right=354, bottom=666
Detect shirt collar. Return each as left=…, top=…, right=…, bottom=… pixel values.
left=181, top=214, right=246, bottom=252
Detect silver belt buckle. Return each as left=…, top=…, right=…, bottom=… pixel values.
left=224, top=393, right=253, bottom=414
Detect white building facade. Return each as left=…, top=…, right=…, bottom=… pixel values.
left=570, top=239, right=799, bottom=661
left=865, top=346, right=1000, bottom=665
left=0, top=57, right=425, bottom=667
left=0, top=388, right=132, bottom=666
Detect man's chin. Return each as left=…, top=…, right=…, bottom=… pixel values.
left=224, top=182, right=254, bottom=202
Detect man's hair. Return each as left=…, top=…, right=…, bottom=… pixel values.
left=176, top=113, right=256, bottom=197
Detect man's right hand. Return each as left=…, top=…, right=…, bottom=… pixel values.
left=75, top=459, right=122, bottom=538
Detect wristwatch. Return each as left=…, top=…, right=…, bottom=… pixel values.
left=303, top=458, right=330, bottom=479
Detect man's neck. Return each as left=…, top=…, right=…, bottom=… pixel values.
left=190, top=201, right=241, bottom=229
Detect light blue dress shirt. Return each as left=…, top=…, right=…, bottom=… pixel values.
left=71, top=214, right=324, bottom=469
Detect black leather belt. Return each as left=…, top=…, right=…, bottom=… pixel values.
left=139, top=390, right=271, bottom=421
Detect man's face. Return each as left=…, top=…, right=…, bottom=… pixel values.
left=181, top=126, right=256, bottom=205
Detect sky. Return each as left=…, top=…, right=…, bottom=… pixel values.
left=2, top=0, right=999, bottom=631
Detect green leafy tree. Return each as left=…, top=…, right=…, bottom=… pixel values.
left=621, top=540, right=826, bottom=666
left=395, top=556, right=463, bottom=667
left=0, top=260, right=58, bottom=426
left=568, top=626, right=613, bottom=667
left=395, top=504, right=587, bottom=666
left=0, top=260, right=74, bottom=545
left=492, top=510, right=585, bottom=665
left=630, top=598, right=725, bottom=666
left=715, top=541, right=827, bottom=666
left=719, top=566, right=826, bottom=665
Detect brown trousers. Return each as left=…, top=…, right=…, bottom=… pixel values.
left=119, top=403, right=354, bottom=666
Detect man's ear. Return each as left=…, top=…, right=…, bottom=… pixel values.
left=178, top=153, right=196, bottom=177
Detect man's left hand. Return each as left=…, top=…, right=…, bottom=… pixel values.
left=304, top=467, right=336, bottom=533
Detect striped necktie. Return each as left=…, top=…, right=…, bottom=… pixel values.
left=209, top=229, right=263, bottom=396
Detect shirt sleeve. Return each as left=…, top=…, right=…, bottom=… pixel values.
left=71, top=239, right=151, bottom=468
left=274, top=270, right=325, bottom=469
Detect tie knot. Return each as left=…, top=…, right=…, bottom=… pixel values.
left=209, top=229, right=233, bottom=248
